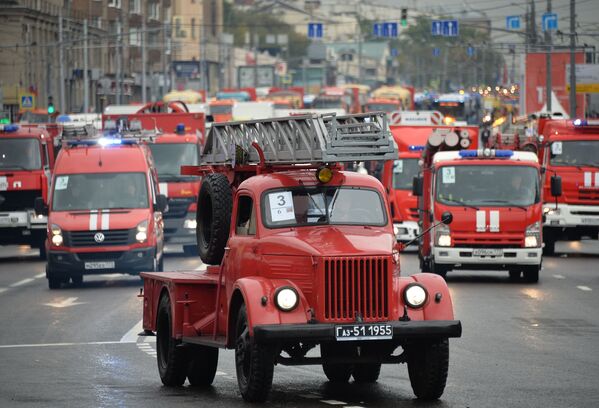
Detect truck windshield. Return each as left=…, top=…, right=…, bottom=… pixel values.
left=0, top=138, right=42, bottom=170
left=433, top=101, right=466, bottom=121
left=210, top=105, right=233, bottom=114
left=392, top=159, right=419, bottom=190
left=312, top=97, right=343, bottom=109
left=366, top=103, right=397, bottom=113
left=549, top=140, right=599, bottom=167
left=52, top=172, right=149, bottom=211
left=148, top=143, right=199, bottom=180
left=435, top=165, right=539, bottom=207
left=262, top=186, right=387, bottom=228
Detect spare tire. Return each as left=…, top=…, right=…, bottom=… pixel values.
left=196, top=174, right=232, bottom=265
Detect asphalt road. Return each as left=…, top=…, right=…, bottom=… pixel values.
left=0, top=242, right=598, bottom=408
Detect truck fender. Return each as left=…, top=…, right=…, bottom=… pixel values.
left=411, top=273, right=455, bottom=321
left=228, top=277, right=311, bottom=339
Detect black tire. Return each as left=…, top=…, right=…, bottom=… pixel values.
left=523, top=265, right=540, bottom=283
left=183, top=245, right=198, bottom=257
left=187, top=345, right=219, bottom=386
left=407, top=339, right=449, bottom=400
left=156, top=294, right=189, bottom=386
left=543, top=234, right=556, bottom=256
left=508, top=269, right=521, bottom=281
left=197, top=174, right=232, bottom=265
left=71, top=275, right=83, bottom=287
left=430, top=260, right=448, bottom=279
left=38, top=243, right=47, bottom=260
left=157, top=254, right=164, bottom=272
left=47, top=264, right=62, bottom=290
left=321, top=344, right=354, bottom=383
left=235, top=304, right=275, bottom=402
left=352, top=363, right=381, bottom=383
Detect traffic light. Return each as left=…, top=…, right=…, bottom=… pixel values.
left=47, top=96, right=55, bottom=114
left=401, top=8, right=408, bottom=27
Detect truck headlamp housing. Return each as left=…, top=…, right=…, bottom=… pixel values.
left=136, top=220, right=148, bottom=243
left=403, top=283, right=428, bottom=308
left=435, top=223, right=451, bottom=247
left=525, top=222, right=541, bottom=248
left=50, top=224, right=63, bottom=246
left=274, top=287, right=299, bottom=312
left=316, top=166, right=333, bottom=183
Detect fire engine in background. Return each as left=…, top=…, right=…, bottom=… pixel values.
left=36, top=124, right=167, bottom=289
left=364, top=98, right=401, bottom=113
left=163, top=89, right=206, bottom=105
left=140, top=113, right=461, bottom=402
left=208, top=100, right=235, bottom=122
left=382, top=111, right=478, bottom=244
left=312, top=87, right=361, bottom=113
left=0, top=124, right=58, bottom=258
left=523, top=118, right=599, bottom=255
left=262, top=87, right=304, bottom=109
left=372, top=86, right=414, bottom=111
left=414, top=130, right=549, bottom=282
left=103, top=102, right=205, bottom=254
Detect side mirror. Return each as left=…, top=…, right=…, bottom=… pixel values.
left=441, top=211, right=453, bottom=225
left=551, top=175, right=562, bottom=197
left=34, top=197, right=48, bottom=216
left=412, top=176, right=423, bottom=197
left=540, top=167, right=546, bottom=175
left=155, top=194, right=168, bottom=213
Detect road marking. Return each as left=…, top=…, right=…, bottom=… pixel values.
left=577, top=286, right=592, bottom=291
left=0, top=340, right=134, bottom=349
left=34, top=273, right=46, bottom=279
left=120, top=319, right=143, bottom=343
left=321, top=401, right=346, bottom=406
left=553, top=274, right=565, bottom=279
left=44, top=297, right=85, bottom=308
left=299, top=393, right=323, bottom=399
left=216, top=371, right=227, bottom=376
left=0, top=288, right=7, bottom=294
left=10, top=278, right=34, bottom=287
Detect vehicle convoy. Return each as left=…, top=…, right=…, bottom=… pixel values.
left=140, top=113, right=462, bottom=402
left=37, top=125, right=167, bottom=289
left=382, top=112, right=478, bottom=243
left=312, top=87, right=360, bottom=114
left=522, top=118, right=599, bottom=255
left=414, top=128, right=549, bottom=282
left=103, top=102, right=205, bottom=253
left=0, top=124, right=57, bottom=258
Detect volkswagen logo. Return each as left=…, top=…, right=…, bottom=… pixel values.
left=94, top=232, right=105, bottom=243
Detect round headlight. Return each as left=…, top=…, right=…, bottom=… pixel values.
left=135, top=231, right=147, bottom=243
left=403, top=283, right=428, bottom=309
left=274, top=287, right=299, bottom=312
left=437, top=234, right=451, bottom=247
left=51, top=234, right=63, bottom=246
left=316, top=166, right=333, bottom=183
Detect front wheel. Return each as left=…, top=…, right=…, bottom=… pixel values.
left=156, top=294, right=189, bottom=386
left=321, top=343, right=354, bottom=383
left=407, top=339, right=450, bottom=400
left=235, top=304, right=275, bottom=402
left=430, top=260, right=448, bottom=279
left=47, top=264, right=62, bottom=290
left=543, top=235, right=556, bottom=256
left=523, top=265, right=540, bottom=283
left=352, top=363, right=381, bottom=383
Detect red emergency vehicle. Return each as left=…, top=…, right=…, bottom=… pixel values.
left=365, top=98, right=401, bottom=113
left=0, top=124, right=58, bottom=258
left=37, top=125, right=167, bottom=289
left=414, top=129, right=547, bottom=282
left=528, top=118, right=599, bottom=255
left=140, top=113, right=461, bottom=402
left=312, top=87, right=361, bottom=114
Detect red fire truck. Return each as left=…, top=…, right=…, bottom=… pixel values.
left=525, top=118, right=599, bottom=255
left=36, top=124, right=167, bottom=288
left=414, top=129, right=548, bottom=282
left=0, top=124, right=58, bottom=258
left=140, top=113, right=461, bottom=402
left=103, top=102, right=204, bottom=254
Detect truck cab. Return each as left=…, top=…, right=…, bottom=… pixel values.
left=0, top=124, right=56, bottom=258
left=41, top=127, right=166, bottom=289
left=140, top=113, right=461, bottom=402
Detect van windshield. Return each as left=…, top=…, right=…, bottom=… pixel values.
left=0, top=138, right=42, bottom=170
left=549, top=140, right=599, bottom=167
left=148, top=143, right=199, bottom=180
left=262, top=186, right=387, bottom=228
left=52, top=172, right=149, bottom=211
left=392, top=159, right=420, bottom=190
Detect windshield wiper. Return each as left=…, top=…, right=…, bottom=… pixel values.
left=440, top=197, right=480, bottom=210
left=477, top=199, right=527, bottom=211
left=297, top=181, right=326, bottom=219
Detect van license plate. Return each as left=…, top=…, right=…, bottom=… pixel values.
left=84, top=261, right=115, bottom=270
left=335, top=324, right=393, bottom=341
left=472, top=248, right=503, bottom=256
left=581, top=218, right=599, bottom=225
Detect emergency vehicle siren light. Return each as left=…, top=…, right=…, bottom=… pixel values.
left=0, top=124, right=19, bottom=133
left=409, top=145, right=425, bottom=151
left=458, top=149, right=513, bottom=158
left=573, top=119, right=599, bottom=127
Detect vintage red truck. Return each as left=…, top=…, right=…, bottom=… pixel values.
left=140, top=113, right=462, bottom=402
left=522, top=118, right=599, bottom=255
left=36, top=125, right=167, bottom=288
left=103, top=102, right=204, bottom=254
left=0, top=123, right=58, bottom=258
left=414, top=128, right=549, bottom=282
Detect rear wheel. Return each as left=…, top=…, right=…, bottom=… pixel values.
left=156, top=294, right=188, bottom=386
left=407, top=339, right=450, bottom=400
left=187, top=345, right=219, bottom=386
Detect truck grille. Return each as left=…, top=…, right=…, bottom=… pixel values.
left=323, top=256, right=389, bottom=322
left=164, top=197, right=194, bottom=219
left=0, top=190, right=40, bottom=211
left=64, top=230, right=132, bottom=247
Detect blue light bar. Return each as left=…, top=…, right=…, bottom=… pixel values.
left=458, top=150, right=478, bottom=157
left=573, top=118, right=585, bottom=126
left=176, top=123, right=185, bottom=134
left=495, top=150, right=514, bottom=158
left=409, top=145, right=425, bottom=151
left=0, top=124, right=19, bottom=133
left=98, top=137, right=122, bottom=146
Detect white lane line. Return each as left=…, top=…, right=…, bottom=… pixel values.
left=0, top=288, right=7, bottom=294
left=321, top=401, right=346, bottom=406
left=215, top=371, right=227, bottom=376
left=120, top=319, right=143, bottom=343
left=577, top=286, right=592, bottom=291
left=0, top=340, right=134, bottom=349
left=299, top=394, right=323, bottom=399
left=34, top=273, right=46, bottom=279
left=9, top=278, right=34, bottom=288
left=553, top=274, right=565, bottom=279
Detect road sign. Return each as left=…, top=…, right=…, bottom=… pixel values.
left=373, top=23, right=381, bottom=37
left=566, top=64, right=599, bottom=93
left=19, top=93, right=35, bottom=111
left=442, top=20, right=459, bottom=37
left=432, top=48, right=441, bottom=57
left=467, top=46, right=475, bottom=57
left=307, top=23, right=323, bottom=39
left=431, top=20, right=443, bottom=36
left=542, top=13, right=558, bottom=32
left=506, top=15, right=521, bottom=30
left=374, top=22, right=398, bottom=38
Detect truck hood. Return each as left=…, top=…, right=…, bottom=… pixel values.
left=50, top=208, right=149, bottom=231
left=0, top=171, right=43, bottom=191
left=261, top=226, right=394, bottom=257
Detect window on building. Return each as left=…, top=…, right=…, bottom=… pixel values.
left=149, top=1, right=160, bottom=20
left=108, top=0, right=122, bottom=8
left=129, top=28, right=141, bottom=46
left=129, top=0, right=141, bottom=14
left=211, top=0, right=217, bottom=37
left=91, top=16, right=102, bottom=28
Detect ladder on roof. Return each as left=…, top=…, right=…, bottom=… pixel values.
left=201, top=112, right=398, bottom=165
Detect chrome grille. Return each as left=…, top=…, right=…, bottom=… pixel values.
left=64, top=230, right=132, bottom=247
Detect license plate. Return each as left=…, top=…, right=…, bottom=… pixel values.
left=581, top=218, right=599, bottom=225
left=84, top=261, right=115, bottom=270
left=472, top=248, right=503, bottom=256
left=335, top=324, right=393, bottom=341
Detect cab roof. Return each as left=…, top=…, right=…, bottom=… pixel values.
left=433, top=150, right=538, bottom=165
left=0, top=125, right=49, bottom=139
left=55, top=144, right=151, bottom=174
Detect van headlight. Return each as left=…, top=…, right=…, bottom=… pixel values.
left=436, top=223, right=451, bottom=247
left=274, top=287, right=299, bottom=312
left=525, top=221, right=541, bottom=248
left=50, top=224, right=63, bottom=246
left=136, top=220, right=148, bottom=243
left=403, top=283, right=428, bottom=308
left=184, top=218, right=197, bottom=229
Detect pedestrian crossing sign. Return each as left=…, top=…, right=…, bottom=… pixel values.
left=19, top=93, right=35, bottom=111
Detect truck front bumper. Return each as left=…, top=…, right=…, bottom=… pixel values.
left=163, top=214, right=196, bottom=245
left=48, top=247, right=155, bottom=276
left=253, top=320, right=462, bottom=344
left=433, top=246, right=542, bottom=268
left=544, top=203, right=599, bottom=228
left=393, top=221, right=419, bottom=242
